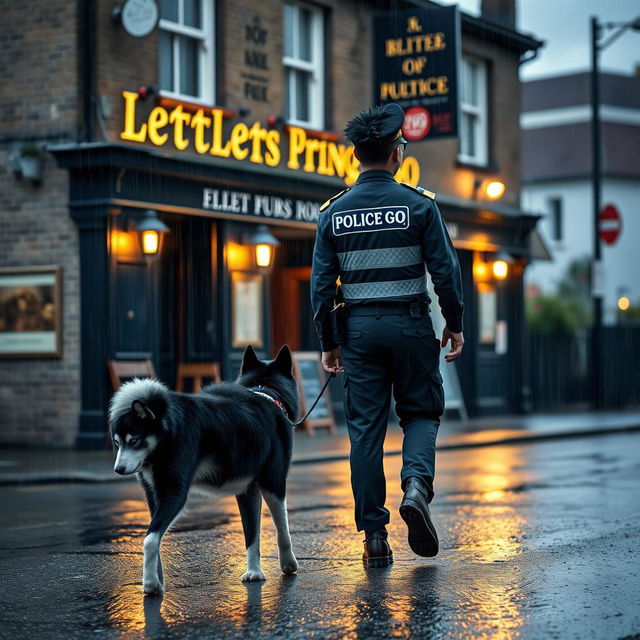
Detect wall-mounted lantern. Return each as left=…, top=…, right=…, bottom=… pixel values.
left=473, top=259, right=490, bottom=282
left=246, top=224, right=280, bottom=268
left=492, top=259, right=508, bottom=280
left=474, top=178, right=506, bottom=201
left=473, top=251, right=512, bottom=283
left=10, top=142, right=45, bottom=185
left=135, top=209, right=170, bottom=257
left=492, top=251, right=512, bottom=281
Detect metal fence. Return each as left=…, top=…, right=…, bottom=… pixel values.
left=527, top=327, right=640, bottom=410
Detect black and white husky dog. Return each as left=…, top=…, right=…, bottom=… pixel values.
left=108, top=345, right=299, bottom=595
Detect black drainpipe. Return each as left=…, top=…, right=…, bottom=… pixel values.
left=78, top=0, right=96, bottom=142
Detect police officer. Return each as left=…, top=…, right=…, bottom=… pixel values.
left=311, top=103, right=465, bottom=568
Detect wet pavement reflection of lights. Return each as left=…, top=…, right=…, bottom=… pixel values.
left=3, top=435, right=639, bottom=639
left=441, top=445, right=533, bottom=564
left=103, top=452, right=532, bottom=638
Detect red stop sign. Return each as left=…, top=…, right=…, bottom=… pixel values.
left=599, top=204, right=622, bottom=245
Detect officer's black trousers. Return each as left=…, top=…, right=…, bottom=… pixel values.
left=340, top=309, right=444, bottom=533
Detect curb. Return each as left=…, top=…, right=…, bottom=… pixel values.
left=1, top=423, right=639, bottom=486
left=292, top=423, right=640, bottom=465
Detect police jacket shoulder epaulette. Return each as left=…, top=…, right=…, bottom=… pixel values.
left=319, top=188, right=350, bottom=212
left=399, top=182, right=436, bottom=200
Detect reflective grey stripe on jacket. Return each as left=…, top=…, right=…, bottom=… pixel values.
left=337, top=245, right=423, bottom=271
left=341, top=275, right=428, bottom=300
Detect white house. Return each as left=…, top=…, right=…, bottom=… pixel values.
left=521, top=71, right=640, bottom=325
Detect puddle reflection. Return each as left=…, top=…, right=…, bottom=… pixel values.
left=446, top=445, right=532, bottom=563
left=342, top=565, right=443, bottom=639
left=98, top=450, right=536, bottom=639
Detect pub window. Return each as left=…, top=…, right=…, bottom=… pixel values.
left=478, top=282, right=497, bottom=344
left=548, top=197, right=563, bottom=242
left=159, top=0, right=215, bottom=103
left=283, top=2, right=325, bottom=129
left=458, top=56, right=488, bottom=166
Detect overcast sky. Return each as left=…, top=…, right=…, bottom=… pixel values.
left=437, top=0, right=640, bottom=79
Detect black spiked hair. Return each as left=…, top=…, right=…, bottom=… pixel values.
left=344, top=105, right=396, bottom=164
left=344, top=105, right=388, bottom=145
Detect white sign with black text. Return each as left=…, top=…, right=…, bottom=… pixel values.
left=202, top=188, right=321, bottom=223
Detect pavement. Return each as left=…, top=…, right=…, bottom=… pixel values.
left=1, top=408, right=640, bottom=485
left=1, top=430, right=639, bottom=639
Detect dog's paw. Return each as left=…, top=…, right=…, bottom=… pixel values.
left=241, top=569, right=266, bottom=582
left=280, top=551, right=298, bottom=575
left=143, top=579, right=164, bottom=596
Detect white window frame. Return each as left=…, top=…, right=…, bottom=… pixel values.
left=158, top=0, right=215, bottom=105
left=283, top=2, right=325, bottom=130
left=458, top=55, right=488, bottom=166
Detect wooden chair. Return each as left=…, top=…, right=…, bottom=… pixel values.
left=107, top=360, right=157, bottom=391
left=176, top=362, right=221, bottom=392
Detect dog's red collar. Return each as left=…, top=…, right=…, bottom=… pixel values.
left=248, top=385, right=291, bottom=420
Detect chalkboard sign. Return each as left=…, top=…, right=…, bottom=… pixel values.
left=427, top=274, right=468, bottom=420
left=292, top=351, right=336, bottom=435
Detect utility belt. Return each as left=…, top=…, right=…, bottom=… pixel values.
left=345, top=301, right=431, bottom=318
left=331, top=294, right=430, bottom=345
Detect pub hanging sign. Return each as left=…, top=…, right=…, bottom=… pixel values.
left=374, top=6, right=460, bottom=141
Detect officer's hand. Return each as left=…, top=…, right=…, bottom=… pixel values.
left=321, top=348, right=344, bottom=375
left=441, top=328, right=464, bottom=362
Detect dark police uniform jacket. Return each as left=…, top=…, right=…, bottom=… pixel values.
left=311, top=170, right=464, bottom=351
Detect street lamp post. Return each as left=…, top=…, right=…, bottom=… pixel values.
left=589, top=15, right=640, bottom=409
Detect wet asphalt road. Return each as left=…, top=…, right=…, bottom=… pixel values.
left=1, top=432, right=639, bottom=640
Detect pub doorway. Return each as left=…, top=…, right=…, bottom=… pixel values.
left=154, top=214, right=219, bottom=386
left=270, top=230, right=317, bottom=353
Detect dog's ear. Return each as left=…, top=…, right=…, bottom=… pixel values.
left=131, top=399, right=157, bottom=421
left=272, top=344, right=293, bottom=374
left=241, top=345, right=262, bottom=374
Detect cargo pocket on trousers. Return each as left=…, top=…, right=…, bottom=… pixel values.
left=429, top=370, right=445, bottom=417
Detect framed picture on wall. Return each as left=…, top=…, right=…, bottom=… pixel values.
left=231, top=271, right=263, bottom=348
left=0, top=265, right=62, bottom=358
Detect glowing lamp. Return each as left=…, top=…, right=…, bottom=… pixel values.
left=247, top=224, right=280, bottom=268
left=492, top=260, right=508, bottom=279
left=141, top=230, right=159, bottom=254
left=474, top=178, right=506, bottom=201
left=473, top=261, right=489, bottom=281
left=484, top=180, right=506, bottom=200
left=135, top=209, right=170, bottom=257
left=618, top=296, right=630, bottom=311
left=256, top=244, right=273, bottom=267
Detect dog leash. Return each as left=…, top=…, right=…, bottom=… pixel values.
left=293, top=371, right=336, bottom=427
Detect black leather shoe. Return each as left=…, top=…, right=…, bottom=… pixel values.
left=399, top=477, right=439, bottom=557
left=362, top=529, right=393, bottom=568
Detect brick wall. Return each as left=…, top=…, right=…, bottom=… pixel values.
left=95, top=0, right=373, bottom=153
left=0, top=151, right=81, bottom=447
left=95, top=0, right=158, bottom=143
left=0, top=1, right=80, bottom=446
left=328, top=0, right=373, bottom=131
left=408, top=35, right=523, bottom=208
left=0, top=0, right=78, bottom=141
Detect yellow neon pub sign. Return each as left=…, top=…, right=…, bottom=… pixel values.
left=120, top=92, right=419, bottom=187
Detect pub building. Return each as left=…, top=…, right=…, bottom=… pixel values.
left=1, top=0, right=547, bottom=448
